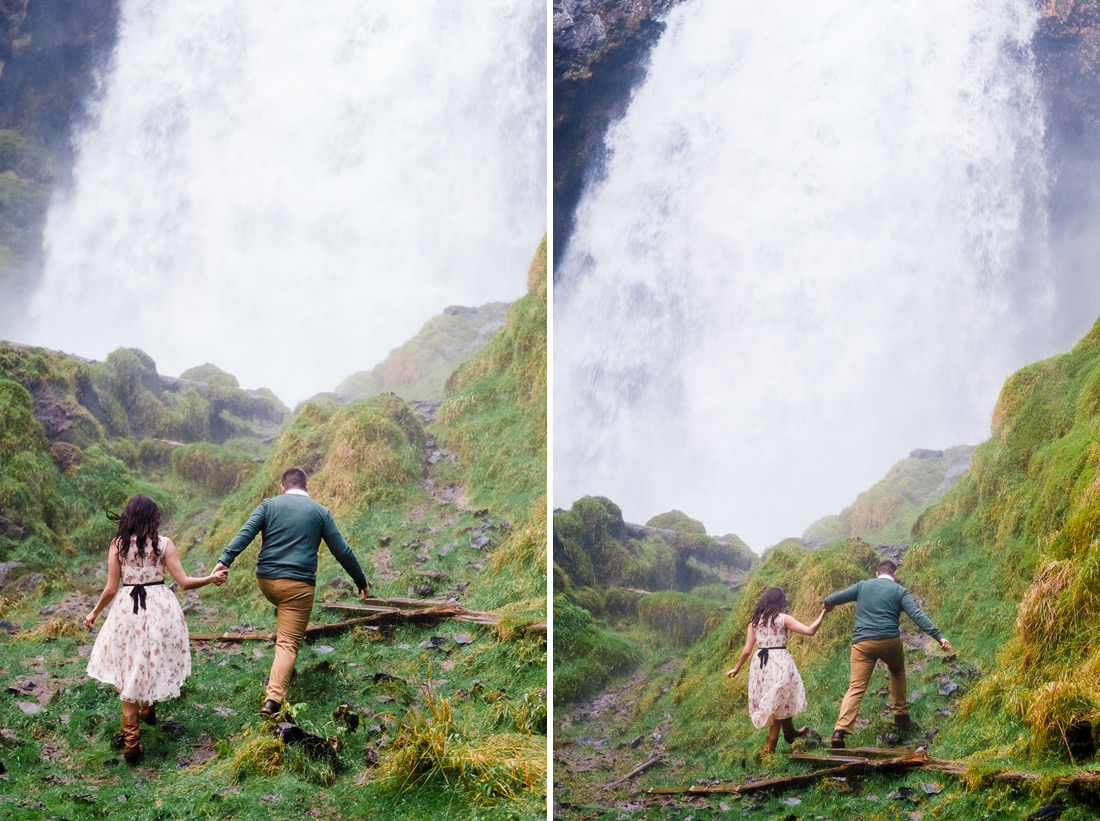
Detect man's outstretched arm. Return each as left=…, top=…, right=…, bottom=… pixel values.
left=321, top=509, right=369, bottom=598
left=900, top=589, right=950, bottom=649
left=216, top=500, right=268, bottom=573
left=824, top=581, right=861, bottom=608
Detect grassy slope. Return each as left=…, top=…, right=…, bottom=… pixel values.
left=804, top=445, right=976, bottom=545
left=554, top=314, right=1100, bottom=820
left=334, top=302, right=510, bottom=402
left=0, top=241, right=547, bottom=819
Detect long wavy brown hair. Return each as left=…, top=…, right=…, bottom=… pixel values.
left=108, top=494, right=162, bottom=561
left=749, top=587, right=788, bottom=629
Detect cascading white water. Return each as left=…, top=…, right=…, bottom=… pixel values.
left=555, top=0, right=1069, bottom=548
left=15, top=1, right=545, bottom=404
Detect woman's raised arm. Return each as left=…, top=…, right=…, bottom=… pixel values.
left=164, top=538, right=226, bottom=590
left=783, top=604, right=827, bottom=636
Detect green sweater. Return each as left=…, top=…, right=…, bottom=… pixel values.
left=825, top=576, right=943, bottom=645
left=218, top=491, right=367, bottom=589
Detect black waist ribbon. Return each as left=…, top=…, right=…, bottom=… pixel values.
left=757, top=646, right=787, bottom=667
left=126, top=581, right=164, bottom=614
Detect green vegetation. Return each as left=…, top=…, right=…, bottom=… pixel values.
left=554, top=312, right=1100, bottom=820
left=335, top=302, right=509, bottom=402
left=804, top=444, right=975, bottom=545
left=0, top=240, right=547, bottom=819
left=0, top=130, right=52, bottom=293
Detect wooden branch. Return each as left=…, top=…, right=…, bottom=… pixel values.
left=601, top=754, right=664, bottom=791
left=646, top=751, right=930, bottom=796
left=191, top=603, right=484, bottom=642
left=190, top=598, right=545, bottom=642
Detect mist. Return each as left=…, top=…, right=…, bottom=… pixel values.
left=554, top=0, right=1100, bottom=549
left=10, top=1, right=546, bottom=405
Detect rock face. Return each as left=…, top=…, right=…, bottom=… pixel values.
left=553, top=0, right=686, bottom=271
left=0, top=0, right=120, bottom=152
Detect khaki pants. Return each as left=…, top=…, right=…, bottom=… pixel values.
left=257, top=578, right=315, bottom=704
left=835, top=637, right=907, bottom=733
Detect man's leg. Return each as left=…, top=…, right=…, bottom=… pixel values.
left=879, top=637, right=910, bottom=725
left=257, top=578, right=315, bottom=705
left=834, top=641, right=877, bottom=734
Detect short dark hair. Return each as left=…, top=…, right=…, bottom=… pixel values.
left=877, top=559, right=898, bottom=575
left=281, top=467, right=308, bottom=490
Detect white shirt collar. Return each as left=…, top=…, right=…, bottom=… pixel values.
left=877, top=573, right=896, bottom=580
left=285, top=488, right=310, bottom=497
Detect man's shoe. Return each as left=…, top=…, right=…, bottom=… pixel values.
left=259, top=699, right=280, bottom=717
left=830, top=730, right=848, bottom=749
left=894, top=714, right=918, bottom=734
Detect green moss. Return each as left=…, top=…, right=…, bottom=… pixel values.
left=336, top=302, right=510, bottom=402
left=179, top=362, right=240, bottom=387
left=646, top=509, right=707, bottom=533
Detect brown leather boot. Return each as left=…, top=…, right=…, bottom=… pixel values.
left=122, top=713, right=144, bottom=763
left=138, top=703, right=157, bottom=725
left=781, top=718, right=812, bottom=744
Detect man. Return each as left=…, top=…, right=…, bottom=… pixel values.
left=214, top=467, right=370, bottom=715
left=823, top=558, right=951, bottom=748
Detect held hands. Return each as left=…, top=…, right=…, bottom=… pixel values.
left=210, top=568, right=228, bottom=587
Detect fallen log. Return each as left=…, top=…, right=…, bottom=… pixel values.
left=786, top=751, right=1100, bottom=788
left=602, top=754, right=664, bottom=791
left=322, top=601, right=501, bottom=626
left=190, top=603, right=483, bottom=642
left=646, top=750, right=930, bottom=796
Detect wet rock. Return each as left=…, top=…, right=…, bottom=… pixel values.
left=451, top=633, right=473, bottom=645
left=0, top=563, right=25, bottom=588
left=313, top=645, right=335, bottom=654
left=211, top=707, right=237, bottom=716
left=437, top=543, right=454, bottom=558
left=364, top=746, right=380, bottom=765
left=272, top=722, right=336, bottom=761
left=630, top=734, right=644, bottom=748
left=454, top=580, right=471, bottom=592
left=1026, top=800, right=1064, bottom=820
left=920, top=782, right=941, bottom=795
left=886, top=787, right=916, bottom=800
left=418, top=570, right=449, bottom=581
left=470, top=535, right=490, bottom=549
left=14, top=702, right=42, bottom=715
left=15, top=574, right=44, bottom=593
left=878, top=733, right=901, bottom=746
left=938, top=680, right=959, bottom=696
left=409, top=585, right=434, bottom=597
left=0, top=620, right=17, bottom=634
left=162, top=721, right=186, bottom=735
left=907, top=689, right=923, bottom=704
left=419, top=636, right=446, bottom=650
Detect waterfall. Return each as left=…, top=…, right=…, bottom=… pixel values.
left=16, top=1, right=545, bottom=404
left=555, top=0, right=1064, bottom=547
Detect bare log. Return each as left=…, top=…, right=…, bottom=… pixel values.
left=646, top=751, right=930, bottom=796
left=602, top=754, right=664, bottom=791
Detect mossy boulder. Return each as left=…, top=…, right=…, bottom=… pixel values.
left=646, top=509, right=706, bottom=533
left=180, top=363, right=240, bottom=387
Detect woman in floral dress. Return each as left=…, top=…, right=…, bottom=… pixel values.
left=84, top=494, right=226, bottom=762
left=726, top=587, right=827, bottom=753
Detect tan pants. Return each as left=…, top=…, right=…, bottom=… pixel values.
left=257, top=577, right=315, bottom=704
left=835, top=637, right=907, bottom=733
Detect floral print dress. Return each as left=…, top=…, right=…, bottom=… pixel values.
left=747, top=613, right=807, bottom=729
left=86, top=537, right=191, bottom=703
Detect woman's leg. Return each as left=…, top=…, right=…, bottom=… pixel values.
left=780, top=717, right=810, bottom=743
left=763, top=719, right=780, bottom=753
left=121, top=699, right=143, bottom=762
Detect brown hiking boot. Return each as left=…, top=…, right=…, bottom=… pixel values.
left=138, top=703, right=157, bottom=725
left=259, top=699, right=281, bottom=717
left=830, top=730, right=848, bottom=749
left=122, top=714, right=144, bottom=763
left=894, top=714, right=917, bottom=734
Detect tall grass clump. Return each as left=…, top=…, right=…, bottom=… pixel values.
left=553, top=596, right=642, bottom=705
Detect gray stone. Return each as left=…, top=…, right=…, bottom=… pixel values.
left=14, top=702, right=42, bottom=715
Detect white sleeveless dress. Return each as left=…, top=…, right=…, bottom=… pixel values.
left=86, top=536, right=191, bottom=703
left=747, top=613, right=808, bottom=728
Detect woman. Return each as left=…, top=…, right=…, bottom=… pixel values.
left=726, top=587, right=827, bottom=753
left=84, top=494, right=226, bottom=762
